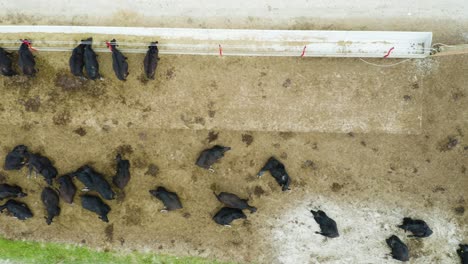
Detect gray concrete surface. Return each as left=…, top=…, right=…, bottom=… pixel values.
left=1, top=0, right=467, bottom=21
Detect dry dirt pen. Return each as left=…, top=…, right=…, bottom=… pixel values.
left=0, top=31, right=466, bottom=264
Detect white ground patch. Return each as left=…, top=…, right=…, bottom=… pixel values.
left=270, top=195, right=463, bottom=264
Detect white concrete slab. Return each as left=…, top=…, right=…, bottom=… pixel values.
left=1, top=0, right=466, bottom=20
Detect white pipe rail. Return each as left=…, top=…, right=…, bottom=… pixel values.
left=0, top=26, right=432, bottom=58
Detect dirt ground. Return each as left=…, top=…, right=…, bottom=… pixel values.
left=0, top=41, right=466, bottom=263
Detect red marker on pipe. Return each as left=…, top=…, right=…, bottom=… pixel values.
left=383, top=47, right=395, bottom=58
left=301, top=45, right=307, bottom=57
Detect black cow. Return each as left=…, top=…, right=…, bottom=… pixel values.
left=112, top=154, right=130, bottom=189
left=213, top=207, right=246, bottom=226
left=214, top=192, right=257, bottom=213
left=107, top=39, right=128, bottom=81
left=27, top=152, right=58, bottom=185
left=4, top=145, right=28, bottom=170
left=18, top=39, right=37, bottom=76
left=0, top=47, right=16, bottom=76
left=458, top=244, right=468, bottom=264
left=81, top=195, right=111, bottom=223
left=258, top=157, right=291, bottom=191
left=57, top=174, right=76, bottom=204
left=386, top=235, right=409, bottom=262
left=398, top=217, right=433, bottom=238
left=0, top=184, right=27, bottom=200
left=0, top=199, right=33, bottom=220
left=310, top=210, right=339, bottom=238
left=195, top=145, right=231, bottom=170
left=72, top=165, right=115, bottom=200
left=41, top=187, right=60, bottom=225
left=149, top=187, right=182, bottom=211
left=69, top=40, right=86, bottom=77
left=144, top=42, right=159, bottom=79
left=83, top=38, right=101, bottom=80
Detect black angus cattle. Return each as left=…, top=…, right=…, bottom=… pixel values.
left=83, top=38, right=101, bottom=80
left=257, top=157, right=291, bottom=191
left=310, top=210, right=339, bottom=238
left=214, top=192, right=257, bottom=213
left=0, top=47, right=16, bottom=76
left=69, top=40, right=86, bottom=77
left=4, top=145, right=28, bottom=170
left=195, top=145, right=231, bottom=170
left=144, top=41, right=159, bottom=79
left=107, top=39, right=128, bottom=81
left=213, top=207, right=246, bottom=226
left=458, top=244, right=468, bottom=264
left=0, top=184, right=27, bottom=200
left=18, top=39, right=37, bottom=76
left=0, top=199, right=33, bottom=220
left=57, top=174, right=76, bottom=204
left=41, top=187, right=60, bottom=225
left=72, top=165, right=115, bottom=200
left=398, top=217, right=433, bottom=238
left=112, top=154, right=130, bottom=190
left=27, top=152, right=58, bottom=185
left=149, top=187, right=183, bottom=211
left=81, top=194, right=111, bottom=223
left=386, top=235, right=409, bottom=262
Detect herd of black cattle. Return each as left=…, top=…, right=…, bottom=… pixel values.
left=0, top=144, right=466, bottom=262
left=0, top=39, right=466, bottom=263
left=0, top=38, right=158, bottom=80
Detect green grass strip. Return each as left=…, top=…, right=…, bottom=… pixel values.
left=0, top=237, right=229, bottom=264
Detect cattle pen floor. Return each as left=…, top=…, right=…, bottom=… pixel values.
left=0, top=47, right=466, bottom=263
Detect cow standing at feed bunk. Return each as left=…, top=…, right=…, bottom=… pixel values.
left=69, top=40, right=86, bottom=77
left=18, top=39, right=37, bottom=76
left=107, top=39, right=129, bottom=81
left=144, top=41, right=159, bottom=79
left=83, top=37, right=101, bottom=80
left=0, top=47, right=17, bottom=76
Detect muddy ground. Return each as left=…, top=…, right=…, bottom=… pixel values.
left=0, top=47, right=466, bottom=264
